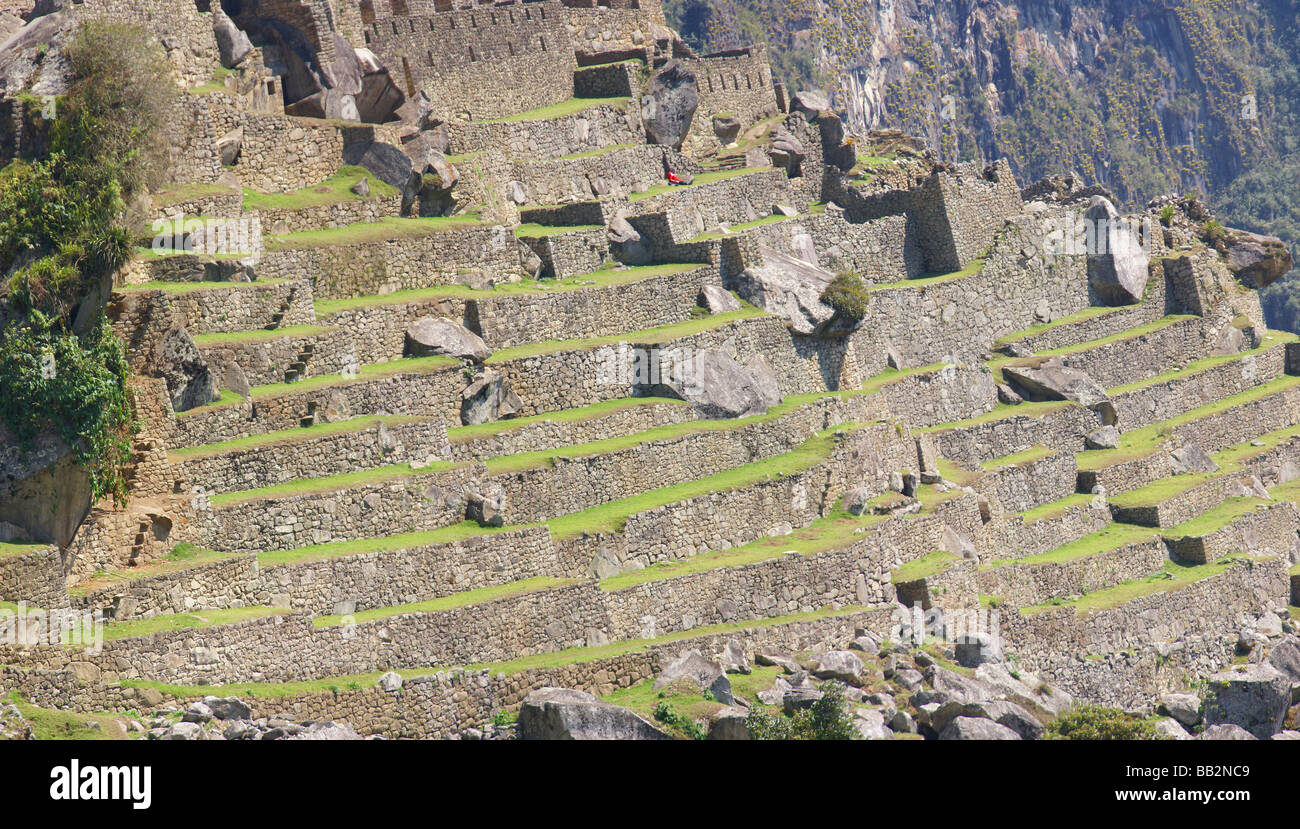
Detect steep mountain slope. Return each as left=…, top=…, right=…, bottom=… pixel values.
left=666, top=0, right=1300, bottom=326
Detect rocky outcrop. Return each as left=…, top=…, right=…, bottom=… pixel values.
left=405, top=318, right=491, bottom=362
left=1084, top=197, right=1149, bottom=305
left=734, top=246, right=836, bottom=335
left=517, top=688, right=671, bottom=741
left=643, top=61, right=698, bottom=152
left=1221, top=227, right=1294, bottom=290
left=653, top=348, right=781, bottom=418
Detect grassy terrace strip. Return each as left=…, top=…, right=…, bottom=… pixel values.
left=314, top=263, right=700, bottom=315
left=481, top=397, right=822, bottom=475
left=1078, top=373, right=1300, bottom=472
left=255, top=521, right=519, bottom=567
left=979, top=444, right=1055, bottom=471
left=994, top=303, right=1134, bottom=347
left=1107, top=331, right=1297, bottom=397
left=684, top=213, right=797, bottom=243
left=247, top=355, right=458, bottom=399
left=68, top=545, right=241, bottom=597
left=242, top=166, right=398, bottom=211
left=152, top=180, right=240, bottom=206
left=547, top=424, right=863, bottom=540
left=554, top=142, right=636, bottom=160
left=116, top=278, right=291, bottom=295
left=1018, top=492, right=1097, bottom=524
left=89, top=607, right=292, bottom=643
left=486, top=306, right=766, bottom=363
left=119, top=605, right=876, bottom=699
left=1108, top=415, right=1300, bottom=510
left=0, top=540, right=49, bottom=558
left=191, top=324, right=334, bottom=347
left=168, top=415, right=430, bottom=460
left=312, top=577, right=576, bottom=627
left=513, top=223, right=603, bottom=237
left=472, top=96, right=629, bottom=124
left=989, top=315, right=1196, bottom=382
left=208, top=461, right=466, bottom=508
left=868, top=253, right=987, bottom=292
left=264, top=215, right=485, bottom=250
left=448, top=397, right=689, bottom=442
left=892, top=551, right=960, bottom=582
left=628, top=167, right=766, bottom=202
left=599, top=508, right=888, bottom=591
left=175, top=388, right=247, bottom=418
left=1161, top=496, right=1269, bottom=539
left=986, top=523, right=1159, bottom=569
left=1020, top=556, right=1253, bottom=616
left=917, top=399, right=1072, bottom=435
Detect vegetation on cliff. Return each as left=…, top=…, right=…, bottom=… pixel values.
left=0, top=22, right=174, bottom=503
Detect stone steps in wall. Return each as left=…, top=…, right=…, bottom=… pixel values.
left=115, top=278, right=313, bottom=336
left=192, top=325, right=345, bottom=388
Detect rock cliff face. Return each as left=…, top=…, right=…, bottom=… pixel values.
left=668, top=0, right=1291, bottom=202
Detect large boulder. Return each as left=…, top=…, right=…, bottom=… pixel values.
left=654, top=348, right=781, bottom=418
left=353, top=47, right=406, bottom=124
left=213, top=18, right=253, bottom=69
left=790, top=90, right=830, bottom=118
left=1160, top=693, right=1203, bottom=727
left=734, top=246, right=836, bottom=335
left=608, top=214, right=653, bottom=266
left=700, top=285, right=741, bottom=315
left=1221, top=226, right=1294, bottom=290
left=706, top=706, right=750, bottom=740
left=653, top=650, right=733, bottom=704
left=286, top=721, right=363, bottom=741
left=1084, top=196, right=1149, bottom=305
left=1003, top=358, right=1110, bottom=409
left=769, top=127, right=806, bottom=173
left=643, top=60, right=698, bottom=151
left=517, top=688, right=671, bottom=740
left=939, top=716, right=1022, bottom=740
left=460, top=371, right=522, bottom=426
left=1203, top=663, right=1292, bottom=739
left=156, top=327, right=220, bottom=413
left=405, top=317, right=491, bottom=362
left=811, top=651, right=864, bottom=683
left=1266, top=637, right=1300, bottom=698
left=1195, top=724, right=1257, bottom=740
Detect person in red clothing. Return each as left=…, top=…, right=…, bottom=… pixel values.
left=666, top=170, right=687, bottom=185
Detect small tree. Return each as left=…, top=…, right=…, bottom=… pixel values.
left=821, top=272, right=871, bottom=325
left=1045, top=705, right=1161, bottom=740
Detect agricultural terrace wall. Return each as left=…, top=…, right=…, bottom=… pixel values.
left=361, top=0, right=576, bottom=121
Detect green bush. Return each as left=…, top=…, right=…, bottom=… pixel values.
left=653, top=700, right=707, bottom=740
left=746, top=682, right=859, bottom=741
left=0, top=21, right=170, bottom=504
left=1044, top=705, right=1162, bottom=740
left=821, top=272, right=871, bottom=324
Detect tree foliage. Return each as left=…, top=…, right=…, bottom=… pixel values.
left=0, top=21, right=173, bottom=504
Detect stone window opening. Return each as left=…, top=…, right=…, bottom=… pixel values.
left=508, top=41, right=515, bottom=57
left=469, top=45, right=478, bottom=61
left=539, top=35, right=547, bottom=51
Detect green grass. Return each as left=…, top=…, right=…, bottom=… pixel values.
left=600, top=507, right=887, bottom=591
left=448, top=396, right=688, bottom=442
left=917, top=400, right=1073, bottom=435
left=513, top=223, right=604, bottom=238
left=869, top=253, right=988, bottom=292
left=685, top=213, right=796, bottom=243
left=548, top=425, right=857, bottom=541
left=256, top=521, right=520, bottom=567
left=1161, top=497, right=1269, bottom=539
left=555, top=143, right=635, bottom=160
left=486, top=306, right=765, bottom=363
left=1108, top=331, right=1297, bottom=396
left=1020, top=557, right=1251, bottom=615
left=242, top=166, right=399, bottom=211
left=1019, top=493, right=1097, bottom=524
left=6, top=693, right=135, bottom=740
left=482, top=398, right=810, bottom=476
left=191, top=324, right=333, bottom=347
left=980, top=444, right=1056, bottom=471
left=116, top=278, right=290, bottom=295
left=315, top=263, right=699, bottom=315
left=0, top=540, right=49, bottom=558
left=246, top=355, right=458, bottom=400
left=1078, top=373, right=1300, bottom=472
left=174, top=388, right=247, bottom=418
left=892, top=551, right=960, bottom=583
left=120, top=605, right=871, bottom=701
left=474, top=96, right=630, bottom=123
left=68, top=546, right=240, bottom=597
left=628, top=167, right=767, bottom=202
left=995, top=305, right=1147, bottom=348
left=92, top=607, right=291, bottom=642
left=264, top=215, right=485, bottom=250
left=169, top=415, right=427, bottom=460
left=152, top=180, right=241, bottom=206
left=987, top=523, right=1159, bottom=569
left=313, top=577, right=574, bottom=627
left=209, top=460, right=464, bottom=507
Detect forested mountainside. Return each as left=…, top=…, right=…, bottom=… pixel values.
left=665, top=0, right=1300, bottom=329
